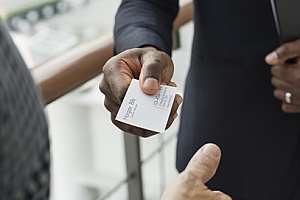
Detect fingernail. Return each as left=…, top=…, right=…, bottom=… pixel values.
left=202, top=144, right=219, bottom=158
left=266, top=52, right=278, bottom=63
left=176, top=96, right=183, bottom=105
left=144, top=77, right=159, bottom=90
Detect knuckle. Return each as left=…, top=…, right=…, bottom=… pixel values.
left=103, top=56, right=120, bottom=75
left=144, top=62, right=163, bottom=74
left=103, top=98, right=111, bottom=110
left=294, top=68, right=300, bottom=84
left=274, top=80, right=285, bottom=90
left=270, top=77, right=277, bottom=86
left=99, top=79, right=107, bottom=93
left=270, top=65, right=277, bottom=75
left=282, top=104, right=292, bottom=113
left=273, top=90, right=281, bottom=99
left=143, top=50, right=172, bottom=69
left=102, top=58, right=114, bottom=73
left=277, top=45, right=290, bottom=57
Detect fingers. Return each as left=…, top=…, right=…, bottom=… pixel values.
left=100, top=52, right=141, bottom=103
left=270, top=65, right=300, bottom=112
left=281, top=103, right=300, bottom=113
left=271, top=64, right=300, bottom=85
left=265, top=40, right=300, bottom=113
left=104, top=94, right=158, bottom=137
left=139, top=47, right=174, bottom=95
left=165, top=94, right=183, bottom=129
left=102, top=81, right=163, bottom=137
left=100, top=77, right=120, bottom=104
left=99, top=47, right=179, bottom=136
left=164, top=82, right=182, bottom=130
left=183, top=143, right=232, bottom=199
left=161, top=143, right=231, bottom=200
left=110, top=115, right=158, bottom=137
left=185, top=143, right=221, bottom=184
left=265, top=39, right=300, bottom=65
left=272, top=88, right=300, bottom=113
left=100, top=47, right=174, bottom=100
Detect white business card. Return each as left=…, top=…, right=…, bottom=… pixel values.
left=115, top=79, right=177, bottom=133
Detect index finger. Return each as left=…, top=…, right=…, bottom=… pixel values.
left=101, top=49, right=144, bottom=102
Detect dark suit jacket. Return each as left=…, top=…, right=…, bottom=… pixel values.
left=114, top=0, right=300, bottom=199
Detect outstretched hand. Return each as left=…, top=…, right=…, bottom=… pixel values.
left=161, top=143, right=231, bottom=200
left=265, top=39, right=300, bottom=113
left=99, top=47, right=182, bottom=137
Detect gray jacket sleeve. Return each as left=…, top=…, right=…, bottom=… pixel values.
left=114, top=0, right=179, bottom=56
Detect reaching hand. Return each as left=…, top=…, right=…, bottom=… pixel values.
left=99, top=47, right=183, bottom=137
left=161, top=143, right=231, bottom=200
left=265, top=39, right=300, bottom=113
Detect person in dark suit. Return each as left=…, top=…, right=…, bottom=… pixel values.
left=99, top=0, right=300, bottom=199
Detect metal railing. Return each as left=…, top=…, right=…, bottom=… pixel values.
left=32, top=2, right=193, bottom=199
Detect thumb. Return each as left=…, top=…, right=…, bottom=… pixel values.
left=265, top=39, right=300, bottom=65
left=185, top=143, right=221, bottom=184
left=139, top=47, right=174, bottom=95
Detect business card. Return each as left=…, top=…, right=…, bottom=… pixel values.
left=115, top=79, right=177, bottom=133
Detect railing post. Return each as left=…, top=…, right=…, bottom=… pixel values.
left=172, top=30, right=181, bottom=50
left=124, top=132, right=144, bottom=200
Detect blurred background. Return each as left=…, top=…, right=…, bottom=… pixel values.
left=2, top=0, right=193, bottom=199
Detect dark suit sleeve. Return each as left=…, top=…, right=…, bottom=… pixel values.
left=114, top=0, right=179, bottom=56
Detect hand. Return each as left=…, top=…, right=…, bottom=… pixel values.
left=265, top=39, right=300, bottom=113
left=99, top=47, right=183, bottom=137
left=161, top=143, right=231, bottom=200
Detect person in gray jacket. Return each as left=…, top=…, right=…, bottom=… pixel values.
left=0, top=19, right=50, bottom=199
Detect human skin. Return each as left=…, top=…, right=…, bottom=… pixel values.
left=265, top=39, right=300, bottom=113
left=99, top=47, right=182, bottom=137
left=100, top=40, right=300, bottom=134
left=99, top=49, right=232, bottom=199
left=161, top=143, right=232, bottom=200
